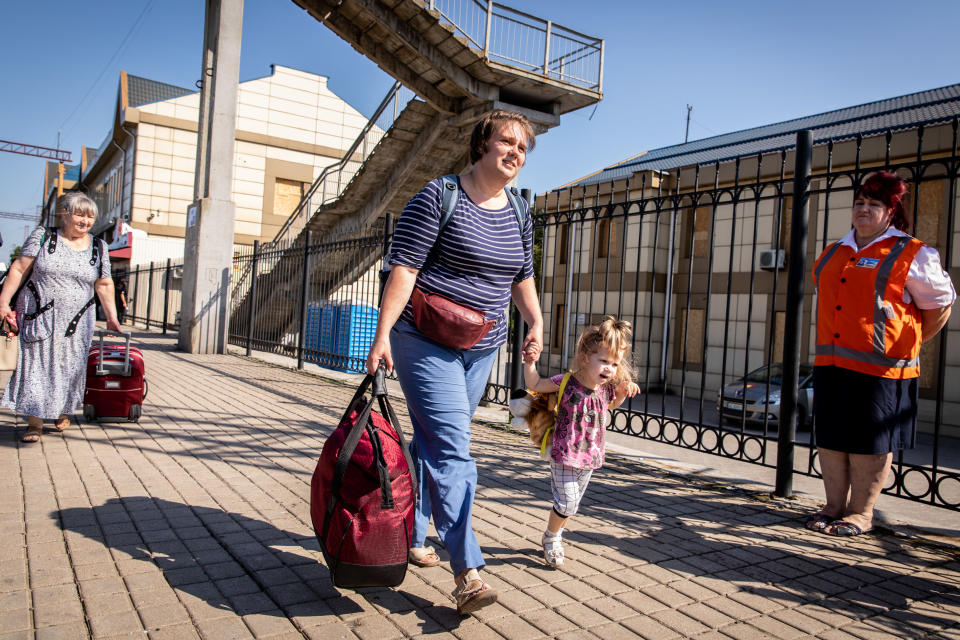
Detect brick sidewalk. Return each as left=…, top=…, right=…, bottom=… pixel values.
left=1, top=331, right=959, bottom=640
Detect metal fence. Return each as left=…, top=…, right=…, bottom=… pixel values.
left=113, top=259, right=183, bottom=334
left=532, top=119, right=959, bottom=510
left=228, top=229, right=390, bottom=372
left=122, top=118, right=959, bottom=511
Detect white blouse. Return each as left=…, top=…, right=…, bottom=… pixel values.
left=834, top=227, right=956, bottom=310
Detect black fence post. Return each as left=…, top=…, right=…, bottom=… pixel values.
left=510, top=305, right=525, bottom=397
left=145, top=261, right=155, bottom=331
left=133, top=266, right=140, bottom=327
left=379, top=213, right=393, bottom=305
left=162, top=259, right=171, bottom=334
left=509, top=187, right=533, bottom=398
left=776, top=130, right=813, bottom=498
left=297, top=232, right=311, bottom=370
left=246, top=241, right=259, bottom=357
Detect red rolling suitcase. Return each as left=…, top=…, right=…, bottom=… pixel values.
left=83, top=331, right=147, bottom=423
left=310, top=367, right=416, bottom=588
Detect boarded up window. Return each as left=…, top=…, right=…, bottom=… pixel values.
left=779, top=197, right=793, bottom=251
left=597, top=217, right=616, bottom=258
left=693, top=206, right=711, bottom=257
left=274, top=178, right=307, bottom=218
left=912, top=179, right=942, bottom=246
left=773, top=311, right=785, bottom=363
left=558, top=223, right=569, bottom=265
left=678, top=307, right=704, bottom=365
left=553, top=303, right=565, bottom=349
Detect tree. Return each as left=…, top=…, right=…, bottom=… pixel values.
left=8, top=245, right=21, bottom=264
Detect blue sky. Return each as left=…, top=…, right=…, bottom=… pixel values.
left=1, top=0, right=958, bottom=256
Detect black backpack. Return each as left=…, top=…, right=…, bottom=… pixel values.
left=2, top=228, right=107, bottom=337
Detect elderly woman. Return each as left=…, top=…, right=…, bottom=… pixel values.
left=366, top=110, right=543, bottom=614
left=1, top=192, right=123, bottom=442
left=807, top=171, right=955, bottom=536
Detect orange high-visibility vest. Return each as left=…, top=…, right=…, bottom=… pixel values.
left=812, top=235, right=924, bottom=379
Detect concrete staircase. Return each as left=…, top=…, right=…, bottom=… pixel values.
left=234, top=0, right=603, bottom=344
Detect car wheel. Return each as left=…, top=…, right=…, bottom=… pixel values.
left=83, top=404, right=96, bottom=422
left=129, top=404, right=141, bottom=423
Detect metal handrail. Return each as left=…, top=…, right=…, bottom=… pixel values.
left=427, top=0, right=603, bottom=91
left=269, top=1, right=602, bottom=250
left=270, top=80, right=408, bottom=247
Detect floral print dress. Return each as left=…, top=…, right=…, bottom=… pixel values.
left=549, top=373, right=614, bottom=469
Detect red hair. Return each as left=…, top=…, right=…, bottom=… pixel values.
left=855, top=171, right=909, bottom=232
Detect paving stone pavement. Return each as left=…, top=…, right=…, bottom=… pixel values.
left=2, top=330, right=959, bottom=640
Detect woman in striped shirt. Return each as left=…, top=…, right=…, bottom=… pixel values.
left=366, top=110, right=543, bottom=614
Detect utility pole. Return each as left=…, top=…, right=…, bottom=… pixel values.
left=179, top=0, right=244, bottom=354
left=685, top=105, right=692, bottom=143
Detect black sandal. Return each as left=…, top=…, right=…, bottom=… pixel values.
left=826, top=520, right=873, bottom=537
left=804, top=512, right=835, bottom=532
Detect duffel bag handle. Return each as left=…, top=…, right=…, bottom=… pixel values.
left=372, top=365, right=387, bottom=397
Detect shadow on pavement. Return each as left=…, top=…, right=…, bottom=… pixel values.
left=471, top=449, right=960, bottom=637
left=56, top=497, right=361, bottom=619
left=55, top=497, right=461, bottom=634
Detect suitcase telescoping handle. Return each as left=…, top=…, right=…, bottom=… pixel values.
left=95, top=330, right=131, bottom=377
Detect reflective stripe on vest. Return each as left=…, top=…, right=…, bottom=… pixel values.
left=814, top=344, right=919, bottom=370
left=871, top=237, right=910, bottom=354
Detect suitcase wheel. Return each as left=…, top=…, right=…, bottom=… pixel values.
left=83, top=404, right=96, bottom=422
left=129, top=404, right=141, bottom=423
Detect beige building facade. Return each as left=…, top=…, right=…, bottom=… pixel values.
left=75, top=65, right=370, bottom=262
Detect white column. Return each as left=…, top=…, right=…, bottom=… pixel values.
left=179, top=0, right=244, bottom=354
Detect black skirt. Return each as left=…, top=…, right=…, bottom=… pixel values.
left=813, top=365, right=918, bottom=454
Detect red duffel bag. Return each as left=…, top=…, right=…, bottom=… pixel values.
left=310, top=367, right=416, bottom=588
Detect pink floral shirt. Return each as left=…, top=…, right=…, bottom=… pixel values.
left=550, top=373, right=614, bottom=469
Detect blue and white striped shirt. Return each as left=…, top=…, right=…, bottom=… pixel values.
left=390, top=177, right=534, bottom=350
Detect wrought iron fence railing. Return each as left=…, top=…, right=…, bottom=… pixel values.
left=122, top=116, right=958, bottom=511
left=113, top=259, right=183, bottom=334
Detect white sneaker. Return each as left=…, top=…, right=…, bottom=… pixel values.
left=541, top=531, right=564, bottom=567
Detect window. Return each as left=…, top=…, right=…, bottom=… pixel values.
left=274, top=178, right=308, bottom=218
left=692, top=206, right=710, bottom=257
left=552, top=304, right=565, bottom=349
left=558, top=223, right=569, bottom=265
left=677, top=307, right=704, bottom=366
left=596, top=216, right=617, bottom=258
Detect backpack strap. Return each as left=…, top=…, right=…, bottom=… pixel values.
left=44, top=227, right=57, bottom=254
left=438, top=174, right=460, bottom=233
left=437, top=175, right=527, bottom=235
left=65, top=239, right=108, bottom=337
left=541, top=372, right=572, bottom=456
left=90, top=237, right=101, bottom=271
left=504, top=185, right=528, bottom=233
left=554, top=372, right=572, bottom=416
left=21, top=281, right=53, bottom=322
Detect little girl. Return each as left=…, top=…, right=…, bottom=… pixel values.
left=523, top=316, right=640, bottom=567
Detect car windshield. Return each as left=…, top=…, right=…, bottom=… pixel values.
left=742, top=363, right=813, bottom=385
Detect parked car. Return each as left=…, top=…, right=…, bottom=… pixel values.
left=717, top=363, right=814, bottom=429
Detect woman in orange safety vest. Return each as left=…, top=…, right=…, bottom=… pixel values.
left=807, top=171, right=955, bottom=537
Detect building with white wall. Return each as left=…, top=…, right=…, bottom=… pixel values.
left=76, top=65, right=370, bottom=264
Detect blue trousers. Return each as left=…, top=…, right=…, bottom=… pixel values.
left=390, top=320, right=499, bottom=576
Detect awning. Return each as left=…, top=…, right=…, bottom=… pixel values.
left=109, top=247, right=132, bottom=259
